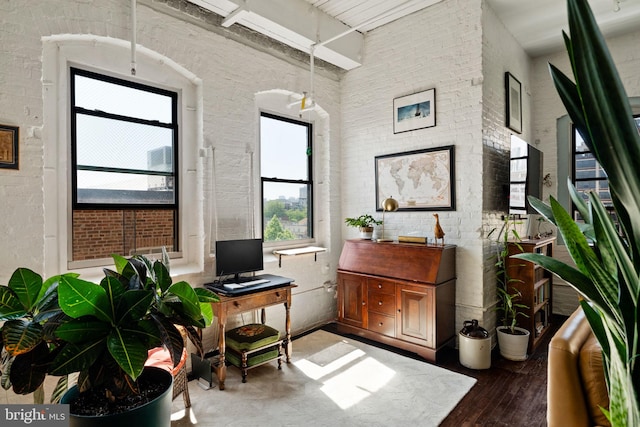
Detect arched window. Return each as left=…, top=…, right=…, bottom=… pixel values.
left=42, top=35, right=203, bottom=276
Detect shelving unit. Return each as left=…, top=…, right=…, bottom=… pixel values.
left=506, top=237, right=555, bottom=352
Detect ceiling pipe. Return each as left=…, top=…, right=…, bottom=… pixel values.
left=315, top=0, right=418, bottom=48
left=222, top=0, right=247, bottom=27
left=300, top=0, right=418, bottom=115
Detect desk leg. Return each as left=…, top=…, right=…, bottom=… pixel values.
left=284, top=290, right=292, bottom=362
left=217, top=320, right=226, bottom=390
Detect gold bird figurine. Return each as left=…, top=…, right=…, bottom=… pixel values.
left=433, top=213, right=445, bottom=245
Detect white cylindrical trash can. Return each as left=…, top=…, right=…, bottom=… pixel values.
left=459, top=319, right=491, bottom=369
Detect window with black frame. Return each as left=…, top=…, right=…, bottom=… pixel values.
left=571, top=115, right=640, bottom=231
left=70, top=68, right=179, bottom=263
left=260, top=112, right=313, bottom=243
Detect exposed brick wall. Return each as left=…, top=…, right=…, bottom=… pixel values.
left=72, top=210, right=174, bottom=260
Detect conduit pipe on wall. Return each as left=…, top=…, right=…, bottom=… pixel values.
left=131, top=0, right=137, bottom=75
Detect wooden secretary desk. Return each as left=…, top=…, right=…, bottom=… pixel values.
left=336, top=239, right=456, bottom=362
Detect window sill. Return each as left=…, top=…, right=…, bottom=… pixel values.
left=65, top=261, right=202, bottom=284
left=272, top=246, right=327, bottom=267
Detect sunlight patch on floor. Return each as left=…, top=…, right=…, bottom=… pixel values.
left=172, top=407, right=198, bottom=424
left=294, top=341, right=397, bottom=410
left=294, top=347, right=366, bottom=380
left=320, top=357, right=396, bottom=409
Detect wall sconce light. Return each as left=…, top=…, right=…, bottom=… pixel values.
left=377, top=197, right=399, bottom=242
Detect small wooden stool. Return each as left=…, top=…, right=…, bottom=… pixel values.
left=225, top=324, right=284, bottom=383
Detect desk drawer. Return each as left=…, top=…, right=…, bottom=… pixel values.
left=367, top=278, right=395, bottom=295
left=368, top=312, right=395, bottom=337
left=367, top=291, right=396, bottom=316
left=225, top=290, right=288, bottom=314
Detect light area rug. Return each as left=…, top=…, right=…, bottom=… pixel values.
left=171, top=330, right=476, bottom=427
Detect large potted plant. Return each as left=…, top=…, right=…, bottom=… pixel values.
left=345, top=214, right=382, bottom=239
left=489, top=216, right=530, bottom=361
left=514, top=0, right=639, bottom=424
left=0, top=250, right=218, bottom=427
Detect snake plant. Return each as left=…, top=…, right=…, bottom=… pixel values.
left=514, top=0, right=639, bottom=425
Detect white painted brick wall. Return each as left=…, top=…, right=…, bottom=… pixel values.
left=5, top=0, right=632, bottom=348
left=340, top=0, right=538, bottom=336
left=477, top=2, right=533, bottom=335
left=0, top=0, right=341, bottom=340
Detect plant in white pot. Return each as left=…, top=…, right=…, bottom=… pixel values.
left=489, top=215, right=530, bottom=361
left=0, top=250, right=218, bottom=427
left=345, top=214, right=382, bottom=240
left=495, top=286, right=530, bottom=361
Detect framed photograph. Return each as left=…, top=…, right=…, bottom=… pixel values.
left=0, top=124, right=19, bottom=170
left=375, top=145, right=455, bottom=211
left=505, top=72, right=522, bottom=133
left=393, top=88, right=436, bottom=133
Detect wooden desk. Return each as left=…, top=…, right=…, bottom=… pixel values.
left=337, top=239, right=456, bottom=362
left=211, top=283, right=296, bottom=390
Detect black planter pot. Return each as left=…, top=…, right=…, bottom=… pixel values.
left=61, top=367, right=173, bottom=427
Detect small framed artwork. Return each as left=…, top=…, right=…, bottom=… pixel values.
left=505, top=72, right=522, bottom=133
left=393, top=88, right=436, bottom=134
left=375, top=145, right=455, bottom=211
left=0, top=124, right=19, bottom=170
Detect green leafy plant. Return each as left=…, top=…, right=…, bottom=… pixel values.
left=496, top=286, right=528, bottom=334
left=513, top=0, right=639, bottom=424
left=488, top=215, right=529, bottom=334
left=0, top=250, right=219, bottom=413
left=344, top=214, right=382, bottom=228
left=0, top=269, right=72, bottom=400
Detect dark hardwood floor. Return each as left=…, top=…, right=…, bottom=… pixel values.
left=321, top=317, right=565, bottom=426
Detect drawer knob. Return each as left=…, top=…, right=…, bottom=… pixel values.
left=362, top=301, right=366, bottom=306
left=378, top=301, right=383, bottom=305
left=379, top=322, right=383, bottom=326
left=378, top=284, right=382, bottom=289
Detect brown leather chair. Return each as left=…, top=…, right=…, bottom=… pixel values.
left=547, top=307, right=609, bottom=426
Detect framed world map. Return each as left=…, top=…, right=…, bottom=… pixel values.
left=375, top=146, right=455, bottom=211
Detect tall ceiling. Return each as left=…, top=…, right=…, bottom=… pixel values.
left=188, top=0, right=640, bottom=69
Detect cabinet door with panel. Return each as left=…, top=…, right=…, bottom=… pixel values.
left=337, top=273, right=366, bottom=328
left=397, top=283, right=433, bottom=346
